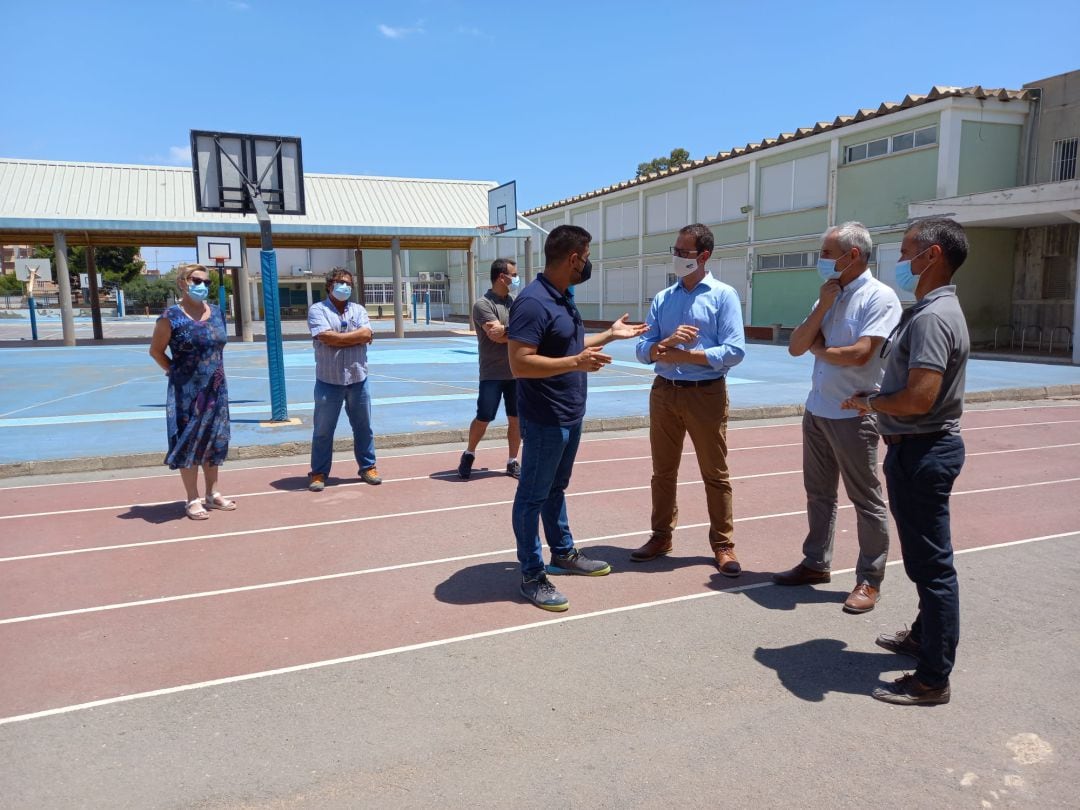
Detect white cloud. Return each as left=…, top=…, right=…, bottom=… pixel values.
left=378, top=21, right=424, bottom=39
left=456, top=25, right=484, bottom=37
left=167, top=146, right=192, bottom=165
left=228, top=1, right=250, bottom=10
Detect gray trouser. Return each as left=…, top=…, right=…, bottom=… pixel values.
left=801, top=412, right=890, bottom=587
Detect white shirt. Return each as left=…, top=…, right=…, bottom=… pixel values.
left=804, top=271, right=902, bottom=419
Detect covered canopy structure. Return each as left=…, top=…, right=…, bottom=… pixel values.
left=0, top=158, right=541, bottom=343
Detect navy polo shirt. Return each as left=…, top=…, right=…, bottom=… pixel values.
left=508, top=274, right=586, bottom=426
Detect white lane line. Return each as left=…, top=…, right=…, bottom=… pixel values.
left=963, top=419, right=1080, bottom=431
left=0, top=375, right=160, bottom=419
left=1, top=528, right=1075, bottom=727
left=3, top=475, right=1078, bottom=623
left=0, top=442, right=806, bottom=521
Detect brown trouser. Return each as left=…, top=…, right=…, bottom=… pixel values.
left=649, top=376, right=733, bottom=551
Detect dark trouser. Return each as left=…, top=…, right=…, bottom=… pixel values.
left=883, top=432, right=965, bottom=687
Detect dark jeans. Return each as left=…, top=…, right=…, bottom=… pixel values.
left=475, top=379, right=518, bottom=422
left=512, top=417, right=582, bottom=579
left=883, top=432, right=965, bottom=687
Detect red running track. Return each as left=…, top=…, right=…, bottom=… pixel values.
left=1, top=404, right=1078, bottom=722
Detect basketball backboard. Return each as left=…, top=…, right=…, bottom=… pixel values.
left=191, top=130, right=305, bottom=215
left=15, top=258, right=52, bottom=281
left=488, top=181, right=517, bottom=233
left=197, top=235, right=244, bottom=268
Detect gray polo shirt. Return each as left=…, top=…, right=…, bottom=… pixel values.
left=308, top=298, right=370, bottom=385
left=877, top=285, right=969, bottom=436
left=472, top=289, right=514, bottom=381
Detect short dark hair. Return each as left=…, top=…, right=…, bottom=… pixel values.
left=544, top=224, right=591, bottom=267
left=490, top=258, right=517, bottom=284
left=678, top=223, right=714, bottom=255
left=907, top=218, right=969, bottom=273
left=326, top=267, right=353, bottom=286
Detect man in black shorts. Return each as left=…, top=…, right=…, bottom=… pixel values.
left=459, top=258, right=522, bottom=479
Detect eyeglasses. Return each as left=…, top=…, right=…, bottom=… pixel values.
left=190, top=277, right=210, bottom=285
left=669, top=247, right=700, bottom=259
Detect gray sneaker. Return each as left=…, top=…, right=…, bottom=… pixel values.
left=546, top=549, right=611, bottom=577
left=506, top=459, right=521, bottom=479
left=520, top=574, right=569, bottom=611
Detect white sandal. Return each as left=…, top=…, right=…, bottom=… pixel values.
left=186, top=498, right=210, bottom=520
left=205, top=491, right=237, bottom=511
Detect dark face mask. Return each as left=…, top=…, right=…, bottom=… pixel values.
left=576, top=257, right=593, bottom=284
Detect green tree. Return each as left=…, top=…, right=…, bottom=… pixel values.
left=0, top=273, right=24, bottom=294
left=636, top=147, right=692, bottom=177
left=123, top=272, right=176, bottom=312
left=32, top=245, right=146, bottom=286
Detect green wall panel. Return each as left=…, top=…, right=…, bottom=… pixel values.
left=643, top=232, right=679, bottom=255
left=750, top=269, right=819, bottom=326
left=603, top=238, right=639, bottom=259
left=754, top=207, right=828, bottom=241
left=835, top=147, right=938, bottom=228
left=711, top=220, right=749, bottom=247
left=957, top=122, right=1022, bottom=195
left=408, top=251, right=450, bottom=273
left=956, top=228, right=1016, bottom=343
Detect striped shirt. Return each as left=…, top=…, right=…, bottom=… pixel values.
left=308, top=299, right=370, bottom=385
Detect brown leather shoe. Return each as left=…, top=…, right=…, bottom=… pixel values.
left=872, top=673, right=950, bottom=705
left=630, top=534, right=673, bottom=562
left=843, top=583, right=880, bottom=614
left=772, top=563, right=830, bottom=586
left=714, top=546, right=741, bottom=577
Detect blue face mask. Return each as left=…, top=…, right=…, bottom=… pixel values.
left=894, top=247, right=933, bottom=293
left=331, top=283, right=352, bottom=302
left=187, top=282, right=209, bottom=301
left=509, top=276, right=521, bottom=290
left=816, top=256, right=850, bottom=283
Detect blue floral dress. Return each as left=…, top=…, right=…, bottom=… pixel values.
left=162, top=304, right=231, bottom=469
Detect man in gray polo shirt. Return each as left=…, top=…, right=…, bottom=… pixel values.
left=843, top=217, right=970, bottom=706
left=307, top=268, right=380, bottom=492
left=774, top=222, right=900, bottom=614
left=458, top=258, right=521, bottom=480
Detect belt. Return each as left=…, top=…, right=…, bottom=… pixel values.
left=656, top=376, right=724, bottom=388
left=882, top=431, right=951, bottom=445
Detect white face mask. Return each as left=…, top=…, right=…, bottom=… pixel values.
left=672, top=255, right=698, bottom=278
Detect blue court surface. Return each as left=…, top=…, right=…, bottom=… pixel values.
left=2, top=335, right=1080, bottom=467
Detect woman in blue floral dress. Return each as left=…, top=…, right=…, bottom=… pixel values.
left=149, top=264, right=236, bottom=520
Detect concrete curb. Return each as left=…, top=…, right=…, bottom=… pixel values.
left=2, top=385, right=1078, bottom=479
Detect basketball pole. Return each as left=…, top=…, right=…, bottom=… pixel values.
left=249, top=191, right=289, bottom=423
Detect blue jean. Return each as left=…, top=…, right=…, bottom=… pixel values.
left=310, top=378, right=376, bottom=476
left=512, top=417, right=582, bottom=579
left=883, top=432, right=965, bottom=687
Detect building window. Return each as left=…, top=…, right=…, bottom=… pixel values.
left=845, top=125, right=937, bottom=163
left=571, top=208, right=601, bottom=242
left=757, top=250, right=819, bottom=271
left=1051, top=137, right=1078, bottom=182
left=696, top=172, right=749, bottom=224
left=759, top=152, right=828, bottom=215
left=646, top=186, right=688, bottom=234
left=604, top=199, right=639, bottom=241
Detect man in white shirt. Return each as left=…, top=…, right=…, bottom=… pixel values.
left=773, top=222, right=901, bottom=613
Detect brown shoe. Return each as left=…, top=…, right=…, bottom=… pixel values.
left=308, top=473, right=326, bottom=492
left=772, top=563, right=831, bottom=586
left=714, top=546, right=741, bottom=577
left=630, top=534, right=673, bottom=562
left=876, top=628, right=920, bottom=658
left=843, top=583, right=880, bottom=614
left=359, top=466, right=382, bottom=485
left=872, top=673, right=950, bottom=706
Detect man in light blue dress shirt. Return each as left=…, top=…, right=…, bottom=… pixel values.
left=631, top=223, right=746, bottom=576
left=306, top=268, right=379, bottom=492
left=773, top=222, right=901, bottom=614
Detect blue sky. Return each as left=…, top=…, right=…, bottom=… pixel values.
left=3, top=0, right=1078, bottom=268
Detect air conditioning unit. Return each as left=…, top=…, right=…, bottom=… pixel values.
left=432, top=272, right=446, bottom=282
left=291, top=266, right=311, bottom=277
left=417, top=272, right=431, bottom=282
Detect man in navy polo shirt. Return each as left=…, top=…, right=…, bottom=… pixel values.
left=508, top=224, right=647, bottom=611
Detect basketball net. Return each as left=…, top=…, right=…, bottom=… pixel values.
left=477, top=225, right=503, bottom=249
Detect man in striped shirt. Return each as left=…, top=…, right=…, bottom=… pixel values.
left=307, top=268, right=380, bottom=491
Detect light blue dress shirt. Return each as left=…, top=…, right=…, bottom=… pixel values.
left=308, top=299, right=370, bottom=386
left=635, top=272, right=746, bottom=381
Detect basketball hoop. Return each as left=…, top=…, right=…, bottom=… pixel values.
left=477, top=224, right=503, bottom=248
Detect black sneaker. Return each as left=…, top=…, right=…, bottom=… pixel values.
left=458, top=452, right=475, bottom=480
left=520, top=574, right=569, bottom=611
left=506, top=459, right=521, bottom=479
left=875, top=628, right=921, bottom=658
left=546, top=549, right=611, bottom=577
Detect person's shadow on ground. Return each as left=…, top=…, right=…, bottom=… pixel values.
left=735, top=582, right=849, bottom=610
left=117, top=502, right=186, bottom=523
left=428, top=468, right=509, bottom=484
left=754, top=638, right=911, bottom=702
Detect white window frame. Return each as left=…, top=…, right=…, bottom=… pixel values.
left=759, top=153, right=828, bottom=215
left=645, top=186, right=688, bottom=235
left=1051, top=137, right=1078, bottom=182
left=604, top=199, right=639, bottom=241
left=696, top=172, right=750, bottom=224
left=571, top=208, right=602, bottom=243
left=756, top=250, right=820, bottom=271
left=845, top=125, right=938, bottom=164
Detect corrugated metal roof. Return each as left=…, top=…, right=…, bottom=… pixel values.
left=525, top=85, right=1037, bottom=215
left=0, top=159, right=518, bottom=240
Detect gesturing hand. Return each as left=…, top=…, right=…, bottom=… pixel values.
left=575, top=346, right=613, bottom=372
left=610, top=313, right=648, bottom=340
left=661, top=324, right=699, bottom=348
